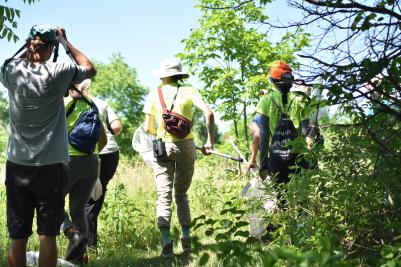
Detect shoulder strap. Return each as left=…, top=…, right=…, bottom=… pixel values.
left=66, top=88, right=97, bottom=117
left=270, top=93, right=297, bottom=117
left=66, top=99, right=77, bottom=117
left=70, top=87, right=96, bottom=109
left=285, top=95, right=297, bottom=113
left=157, top=87, right=167, bottom=113
left=157, top=84, right=181, bottom=113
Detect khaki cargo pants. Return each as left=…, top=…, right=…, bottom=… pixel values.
left=152, top=139, right=196, bottom=228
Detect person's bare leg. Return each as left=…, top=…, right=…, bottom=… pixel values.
left=39, top=235, right=57, bottom=267
left=8, top=238, right=28, bottom=267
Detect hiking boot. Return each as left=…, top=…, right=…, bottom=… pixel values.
left=181, top=237, right=191, bottom=253
left=161, top=241, right=173, bottom=259
left=65, top=227, right=88, bottom=262
left=69, top=253, right=89, bottom=265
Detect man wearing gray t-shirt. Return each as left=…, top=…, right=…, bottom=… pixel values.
left=0, top=25, right=96, bottom=267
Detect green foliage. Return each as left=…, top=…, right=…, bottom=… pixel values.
left=0, top=185, right=7, bottom=264
left=0, top=90, right=9, bottom=125
left=0, top=0, right=36, bottom=42
left=96, top=183, right=160, bottom=254
left=269, top=124, right=401, bottom=266
left=178, top=0, right=310, bottom=142
left=192, top=109, right=222, bottom=145
left=90, top=54, right=148, bottom=157
left=0, top=149, right=399, bottom=266
left=0, top=91, right=8, bottom=160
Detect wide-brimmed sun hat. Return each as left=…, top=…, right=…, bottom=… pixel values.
left=291, top=84, right=310, bottom=96
left=152, top=58, right=189, bottom=79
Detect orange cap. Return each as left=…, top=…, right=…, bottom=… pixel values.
left=269, top=61, right=292, bottom=80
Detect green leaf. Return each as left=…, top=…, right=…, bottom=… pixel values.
left=215, top=233, right=227, bottom=241
left=5, top=7, right=10, bottom=21
left=234, top=230, right=249, bottom=237
left=199, top=253, right=210, bottom=266
left=205, top=229, right=214, bottom=236
left=234, top=221, right=249, bottom=228
left=194, top=223, right=205, bottom=231
left=1, top=28, right=8, bottom=39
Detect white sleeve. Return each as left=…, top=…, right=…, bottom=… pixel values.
left=106, top=104, right=119, bottom=124
left=142, top=89, right=156, bottom=115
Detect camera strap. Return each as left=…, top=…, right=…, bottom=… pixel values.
left=53, top=42, right=60, bottom=62
left=1, top=44, right=26, bottom=74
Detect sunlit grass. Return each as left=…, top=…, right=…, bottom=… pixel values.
left=0, top=155, right=250, bottom=266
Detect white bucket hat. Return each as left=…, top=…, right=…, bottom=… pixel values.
left=291, top=83, right=310, bottom=96
left=152, top=58, right=189, bottom=79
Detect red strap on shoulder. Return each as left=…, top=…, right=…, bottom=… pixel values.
left=157, top=87, right=167, bottom=114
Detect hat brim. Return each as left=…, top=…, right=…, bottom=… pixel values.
left=152, top=70, right=189, bottom=79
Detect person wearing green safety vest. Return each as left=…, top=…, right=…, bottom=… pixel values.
left=247, top=61, right=315, bottom=184
left=143, top=58, right=215, bottom=259
left=61, top=81, right=106, bottom=264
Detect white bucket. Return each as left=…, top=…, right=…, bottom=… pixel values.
left=249, top=214, right=265, bottom=238
left=243, top=178, right=279, bottom=237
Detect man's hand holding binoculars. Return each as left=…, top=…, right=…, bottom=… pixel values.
left=55, top=27, right=67, bottom=42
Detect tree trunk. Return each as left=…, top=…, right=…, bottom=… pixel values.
left=233, top=119, right=241, bottom=174
left=233, top=119, right=239, bottom=140
left=243, top=101, right=249, bottom=161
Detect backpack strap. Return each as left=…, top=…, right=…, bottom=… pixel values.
left=285, top=95, right=297, bottom=113
left=66, top=99, right=77, bottom=117
left=65, top=87, right=97, bottom=117
left=270, top=93, right=297, bottom=112
left=69, top=87, right=97, bottom=108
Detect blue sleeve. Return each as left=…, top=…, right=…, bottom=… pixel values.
left=258, top=114, right=270, bottom=167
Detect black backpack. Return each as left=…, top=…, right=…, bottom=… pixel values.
left=66, top=89, right=100, bottom=154
left=267, top=97, right=299, bottom=175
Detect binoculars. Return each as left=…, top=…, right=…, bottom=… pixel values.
left=153, top=139, right=167, bottom=158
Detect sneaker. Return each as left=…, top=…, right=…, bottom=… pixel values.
left=181, top=237, right=191, bottom=253
left=65, top=227, right=88, bottom=262
left=161, top=241, right=173, bottom=259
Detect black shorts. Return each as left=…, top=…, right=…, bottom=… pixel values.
left=5, top=161, right=66, bottom=239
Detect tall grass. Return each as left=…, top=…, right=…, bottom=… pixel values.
left=0, top=154, right=256, bottom=266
